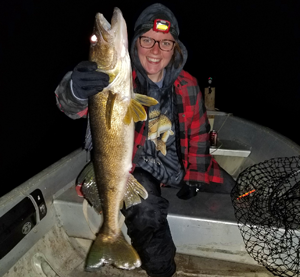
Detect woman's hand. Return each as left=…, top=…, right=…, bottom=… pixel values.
left=71, top=61, right=109, bottom=99
left=176, top=182, right=201, bottom=200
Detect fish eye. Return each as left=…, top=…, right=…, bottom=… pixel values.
left=90, top=34, right=98, bottom=44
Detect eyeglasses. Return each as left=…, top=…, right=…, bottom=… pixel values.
left=139, top=36, right=176, bottom=51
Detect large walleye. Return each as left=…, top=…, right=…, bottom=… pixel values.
left=84, top=7, right=158, bottom=271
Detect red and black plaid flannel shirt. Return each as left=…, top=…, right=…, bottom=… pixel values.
left=131, top=70, right=223, bottom=185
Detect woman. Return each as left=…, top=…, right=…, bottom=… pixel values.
left=55, top=3, right=235, bottom=277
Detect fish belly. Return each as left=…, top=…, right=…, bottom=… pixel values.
left=89, top=90, right=133, bottom=234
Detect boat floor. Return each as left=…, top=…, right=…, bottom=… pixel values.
left=69, top=234, right=274, bottom=277
left=70, top=253, right=273, bottom=277
left=3, top=222, right=274, bottom=277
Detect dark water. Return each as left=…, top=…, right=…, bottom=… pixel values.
left=0, top=0, right=299, bottom=196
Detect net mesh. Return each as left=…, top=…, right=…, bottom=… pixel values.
left=231, top=156, right=300, bottom=277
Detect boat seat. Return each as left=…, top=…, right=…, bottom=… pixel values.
left=210, top=139, right=251, bottom=158
left=210, top=139, right=251, bottom=179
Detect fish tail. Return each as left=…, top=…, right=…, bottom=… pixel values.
left=85, top=232, right=141, bottom=271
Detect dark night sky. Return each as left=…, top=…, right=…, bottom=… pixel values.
left=0, top=0, right=300, bottom=196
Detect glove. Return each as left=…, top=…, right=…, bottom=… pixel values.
left=71, top=61, right=109, bottom=99
left=176, top=182, right=202, bottom=200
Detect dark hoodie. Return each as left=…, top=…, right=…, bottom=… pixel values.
left=130, top=3, right=188, bottom=186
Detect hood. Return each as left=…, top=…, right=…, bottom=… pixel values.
left=130, top=3, right=188, bottom=89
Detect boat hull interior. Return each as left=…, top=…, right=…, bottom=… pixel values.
left=1, top=112, right=299, bottom=276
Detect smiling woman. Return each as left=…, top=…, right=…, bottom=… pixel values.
left=136, top=29, right=175, bottom=82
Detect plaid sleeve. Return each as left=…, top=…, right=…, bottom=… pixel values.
left=180, top=73, right=223, bottom=184
left=54, top=71, right=88, bottom=119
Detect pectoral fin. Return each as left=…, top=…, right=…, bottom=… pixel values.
left=106, top=91, right=117, bottom=129
left=123, top=174, right=148, bottom=209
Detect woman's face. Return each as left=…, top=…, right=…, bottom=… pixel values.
left=136, top=29, right=175, bottom=83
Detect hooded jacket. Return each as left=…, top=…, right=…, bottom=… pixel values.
left=130, top=3, right=223, bottom=185
left=128, top=4, right=187, bottom=185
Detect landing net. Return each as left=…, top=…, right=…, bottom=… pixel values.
left=231, top=156, right=300, bottom=277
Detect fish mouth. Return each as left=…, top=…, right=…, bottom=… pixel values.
left=90, top=8, right=127, bottom=72
left=95, top=7, right=125, bottom=46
